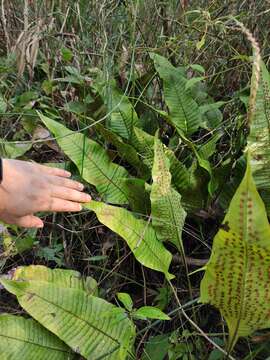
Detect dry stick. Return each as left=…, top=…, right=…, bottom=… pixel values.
left=1, top=0, right=11, bottom=52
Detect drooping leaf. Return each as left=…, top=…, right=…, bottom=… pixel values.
left=38, top=112, right=130, bottom=205
left=84, top=201, right=174, bottom=279
left=0, top=314, right=73, bottom=360
left=1, top=279, right=135, bottom=360
left=150, top=53, right=201, bottom=136
left=150, top=137, right=186, bottom=252
left=13, top=265, right=98, bottom=296
left=200, top=156, right=270, bottom=349
left=247, top=61, right=270, bottom=213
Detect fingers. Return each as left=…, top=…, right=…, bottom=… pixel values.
left=38, top=164, right=71, bottom=178
left=49, top=176, right=84, bottom=191
left=15, top=215, right=44, bottom=228
left=51, top=186, right=91, bottom=203
left=47, top=198, right=83, bottom=212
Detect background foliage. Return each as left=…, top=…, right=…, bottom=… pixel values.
left=1, top=1, right=270, bottom=359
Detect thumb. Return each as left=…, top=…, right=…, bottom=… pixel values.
left=15, top=215, right=44, bottom=228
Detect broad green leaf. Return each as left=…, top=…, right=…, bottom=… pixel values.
left=0, top=314, right=72, bottom=360
left=247, top=61, right=270, bottom=213
left=200, top=156, right=270, bottom=349
left=0, top=141, right=32, bottom=158
left=38, top=112, right=130, bottom=205
left=85, top=201, right=174, bottom=279
left=13, top=265, right=98, bottom=296
left=133, top=306, right=170, bottom=321
left=150, top=53, right=201, bottom=136
left=1, top=279, right=135, bottom=360
left=151, top=137, right=186, bottom=252
left=117, top=293, right=133, bottom=312
left=101, top=81, right=140, bottom=140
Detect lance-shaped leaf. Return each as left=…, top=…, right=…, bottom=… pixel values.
left=200, top=156, right=270, bottom=349
left=247, top=61, right=270, bottom=213
left=0, top=314, right=73, bottom=360
left=150, top=137, right=186, bottom=252
left=38, top=113, right=130, bottom=205
left=85, top=201, right=174, bottom=279
left=1, top=279, right=135, bottom=360
left=13, top=265, right=98, bottom=296
left=150, top=53, right=201, bottom=136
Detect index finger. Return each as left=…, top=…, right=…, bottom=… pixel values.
left=39, top=164, right=71, bottom=178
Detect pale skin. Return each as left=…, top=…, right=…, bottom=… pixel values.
left=0, top=159, right=91, bottom=228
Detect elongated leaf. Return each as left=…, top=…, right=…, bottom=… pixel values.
left=85, top=201, right=174, bottom=279
left=13, top=265, right=98, bottom=296
left=248, top=61, right=270, bottom=214
left=0, top=314, right=72, bottom=360
left=1, top=279, right=135, bottom=360
left=38, top=113, right=130, bottom=205
left=101, top=81, right=140, bottom=140
left=150, top=53, right=201, bottom=136
left=200, top=156, right=270, bottom=349
left=151, top=137, right=186, bottom=252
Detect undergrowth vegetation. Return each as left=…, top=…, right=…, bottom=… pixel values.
left=1, top=1, right=270, bottom=359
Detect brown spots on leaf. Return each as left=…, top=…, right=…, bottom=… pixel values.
left=220, top=221, right=230, bottom=232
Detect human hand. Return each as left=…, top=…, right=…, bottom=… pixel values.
left=0, top=159, right=91, bottom=228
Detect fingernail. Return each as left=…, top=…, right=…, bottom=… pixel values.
left=78, top=183, right=84, bottom=190
left=64, top=171, right=71, bottom=177
left=78, top=204, right=82, bottom=211
left=84, top=194, right=91, bottom=201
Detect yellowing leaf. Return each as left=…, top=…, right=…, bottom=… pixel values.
left=150, top=137, right=186, bottom=252
left=1, top=279, right=135, bottom=360
left=200, top=156, right=270, bottom=349
left=85, top=201, right=174, bottom=279
left=13, top=265, right=98, bottom=296
left=247, top=61, right=270, bottom=214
